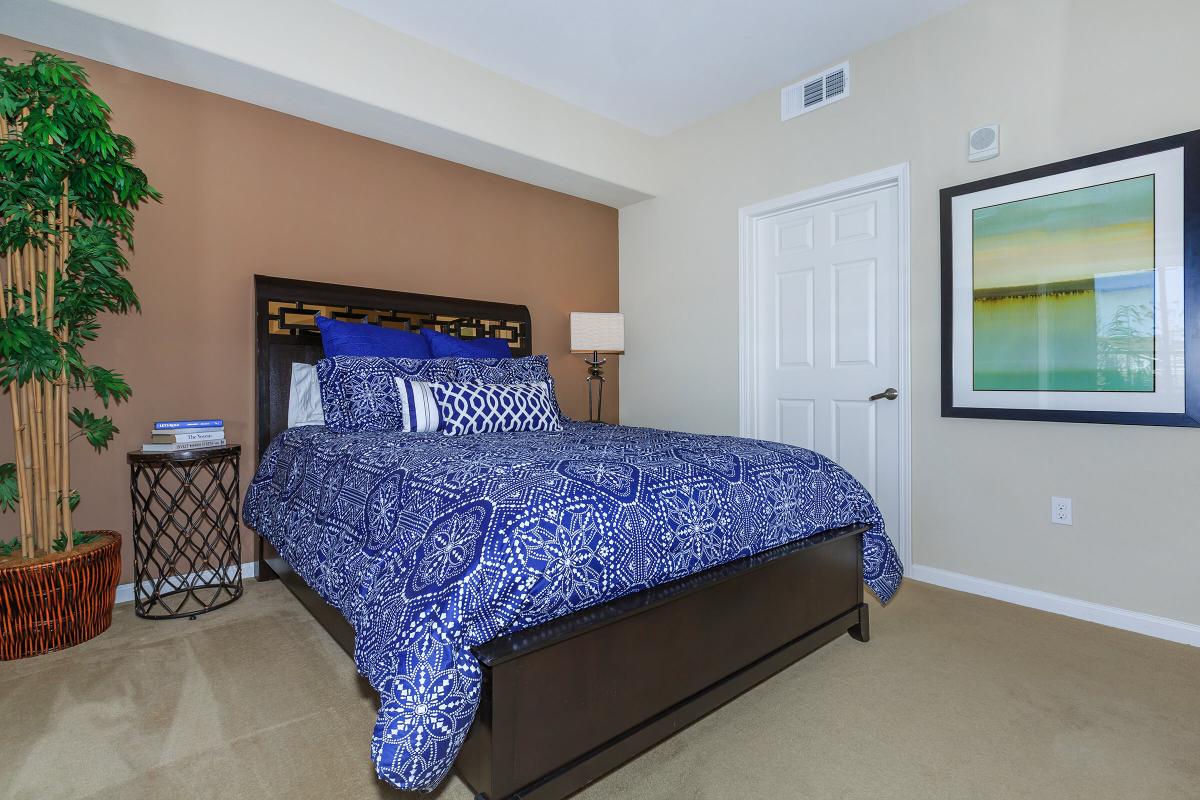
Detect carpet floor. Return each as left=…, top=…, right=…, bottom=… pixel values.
left=3, top=579, right=1197, bottom=800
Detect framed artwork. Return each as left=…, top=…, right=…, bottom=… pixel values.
left=940, top=129, right=1200, bottom=426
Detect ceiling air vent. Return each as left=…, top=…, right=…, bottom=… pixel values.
left=781, top=62, right=850, bottom=121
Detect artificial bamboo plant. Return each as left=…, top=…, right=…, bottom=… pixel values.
left=0, top=52, right=159, bottom=560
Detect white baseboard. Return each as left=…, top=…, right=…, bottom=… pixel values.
left=115, top=561, right=259, bottom=605
left=907, top=564, right=1200, bottom=648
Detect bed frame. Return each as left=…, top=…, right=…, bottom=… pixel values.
left=251, top=275, right=871, bottom=800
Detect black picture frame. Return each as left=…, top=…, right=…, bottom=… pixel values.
left=940, top=129, right=1200, bottom=426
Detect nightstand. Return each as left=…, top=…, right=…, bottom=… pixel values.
left=126, top=445, right=242, bottom=619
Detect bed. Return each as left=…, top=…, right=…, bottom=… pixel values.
left=244, top=275, right=903, bottom=799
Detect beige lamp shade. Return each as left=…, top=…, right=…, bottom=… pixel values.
left=570, top=312, right=625, bottom=354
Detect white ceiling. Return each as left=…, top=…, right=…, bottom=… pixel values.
left=335, top=0, right=971, bottom=136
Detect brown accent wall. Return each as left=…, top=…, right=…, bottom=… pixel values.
left=0, top=35, right=619, bottom=584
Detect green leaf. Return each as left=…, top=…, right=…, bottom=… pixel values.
left=0, top=315, right=62, bottom=388
left=84, top=366, right=132, bottom=406
left=51, top=529, right=98, bottom=552
left=0, top=462, right=18, bottom=512
left=0, top=537, right=20, bottom=557
left=69, top=407, right=119, bottom=451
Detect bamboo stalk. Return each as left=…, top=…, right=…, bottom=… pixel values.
left=26, top=248, right=46, bottom=552
left=10, top=395, right=33, bottom=559
left=12, top=242, right=24, bottom=316
left=37, top=236, right=52, bottom=550
left=28, top=236, right=48, bottom=552
left=46, top=210, right=57, bottom=328
left=8, top=245, right=36, bottom=557
left=30, top=383, right=46, bottom=554
left=23, top=390, right=36, bottom=552
left=11, top=393, right=34, bottom=559
left=60, top=376, right=71, bottom=546
left=45, top=208, right=61, bottom=549
left=14, top=244, right=39, bottom=553
left=48, top=372, right=57, bottom=540
left=59, top=179, right=73, bottom=548
left=39, top=276, right=52, bottom=549
left=27, top=242, right=37, bottom=327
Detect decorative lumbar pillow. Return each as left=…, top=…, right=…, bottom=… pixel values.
left=392, top=379, right=442, bottom=433
left=453, top=355, right=566, bottom=420
left=316, top=355, right=457, bottom=432
left=315, top=313, right=432, bottom=359
left=421, top=327, right=513, bottom=359
left=430, top=381, right=563, bottom=436
left=287, top=362, right=325, bottom=428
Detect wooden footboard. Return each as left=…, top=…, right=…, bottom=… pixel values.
left=455, top=525, right=867, bottom=799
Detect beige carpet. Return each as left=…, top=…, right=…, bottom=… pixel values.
left=3, top=579, right=1197, bottom=800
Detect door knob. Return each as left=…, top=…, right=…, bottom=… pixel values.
left=868, top=387, right=899, bottom=401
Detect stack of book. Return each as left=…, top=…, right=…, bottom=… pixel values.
left=142, top=419, right=226, bottom=452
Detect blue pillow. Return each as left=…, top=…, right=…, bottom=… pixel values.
left=420, top=327, right=513, bottom=359
left=315, top=356, right=457, bottom=432
left=315, top=314, right=431, bottom=359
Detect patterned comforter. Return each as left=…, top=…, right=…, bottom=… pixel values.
left=243, top=421, right=903, bottom=791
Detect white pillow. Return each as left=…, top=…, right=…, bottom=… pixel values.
left=288, top=363, right=325, bottom=427
left=393, top=378, right=442, bottom=432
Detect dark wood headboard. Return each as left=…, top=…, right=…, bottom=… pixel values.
left=254, top=275, right=533, bottom=461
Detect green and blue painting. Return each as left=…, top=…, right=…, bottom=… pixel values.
left=972, top=175, right=1156, bottom=392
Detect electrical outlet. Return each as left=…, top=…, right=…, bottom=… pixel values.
left=1051, top=497, right=1072, bottom=526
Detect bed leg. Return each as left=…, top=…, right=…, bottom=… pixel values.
left=256, top=536, right=278, bottom=582
left=848, top=602, right=870, bottom=643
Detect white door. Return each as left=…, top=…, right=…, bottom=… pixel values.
left=751, top=184, right=901, bottom=552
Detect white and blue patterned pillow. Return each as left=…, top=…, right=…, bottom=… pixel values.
left=316, top=356, right=456, bottom=432
left=454, top=355, right=566, bottom=420
left=430, top=381, right=563, bottom=435
left=393, top=379, right=441, bottom=432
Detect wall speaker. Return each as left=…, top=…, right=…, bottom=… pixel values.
left=968, top=124, right=999, bottom=161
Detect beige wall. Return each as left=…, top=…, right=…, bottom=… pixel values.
left=619, top=0, right=1200, bottom=624
left=0, top=35, right=619, bottom=584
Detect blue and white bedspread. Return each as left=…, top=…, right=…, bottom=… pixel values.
left=243, top=421, right=902, bottom=791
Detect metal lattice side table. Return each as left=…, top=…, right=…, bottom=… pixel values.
left=127, top=445, right=242, bottom=619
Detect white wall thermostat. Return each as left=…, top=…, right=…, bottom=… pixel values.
left=968, top=124, right=1000, bottom=161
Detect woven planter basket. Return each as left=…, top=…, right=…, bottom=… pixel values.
left=0, top=531, right=121, bottom=660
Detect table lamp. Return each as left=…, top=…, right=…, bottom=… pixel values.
left=569, top=312, right=624, bottom=422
